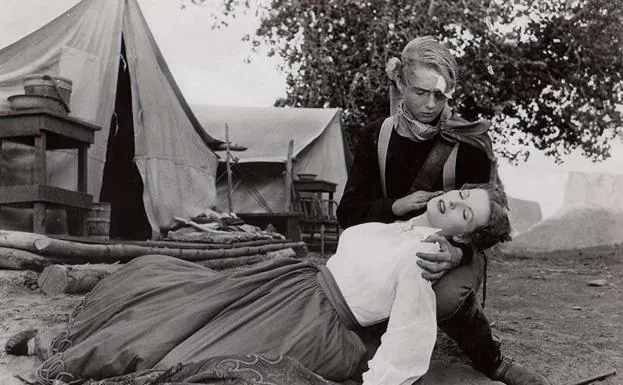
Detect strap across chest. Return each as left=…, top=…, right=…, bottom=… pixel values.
left=378, top=116, right=459, bottom=198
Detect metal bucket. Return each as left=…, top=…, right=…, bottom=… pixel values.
left=7, top=94, right=67, bottom=114
left=23, top=74, right=73, bottom=106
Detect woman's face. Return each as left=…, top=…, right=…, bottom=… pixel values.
left=398, top=65, right=450, bottom=123
left=426, top=189, right=490, bottom=235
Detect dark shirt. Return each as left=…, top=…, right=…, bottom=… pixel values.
left=337, top=116, right=492, bottom=229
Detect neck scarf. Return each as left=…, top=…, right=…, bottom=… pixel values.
left=394, top=101, right=495, bottom=160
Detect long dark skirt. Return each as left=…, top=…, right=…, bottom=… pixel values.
left=35, top=255, right=367, bottom=384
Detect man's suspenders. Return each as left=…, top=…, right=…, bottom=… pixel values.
left=377, top=117, right=394, bottom=198
left=378, top=116, right=496, bottom=309
left=377, top=116, right=460, bottom=197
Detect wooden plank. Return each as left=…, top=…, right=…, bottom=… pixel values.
left=225, top=124, right=234, bottom=213
left=293, top=179, right=337, bottom=193
left=42, top=116, right=96, bottom=144
left=0, top=110, right=100, bottom=133
left=0, top=111, right=99, bottom=148
left=0, top=114, right=44, bottom=138
left=34, top=134, right=47, bottom=185
left=78, top=145, right=88, bottom=193
left=0, top=138, right=3, bottom=186
left=284, top=139, right=294, bottom=211
left=0, top=185, right=92, bottom=209
left=32, top=203, right=45, bottom=234
left=0, top=109, right=100, bottom=128
left=33, top=133, right=48, bottom=234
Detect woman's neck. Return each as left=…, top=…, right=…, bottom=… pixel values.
left=407, top=212, right=434, bottom=228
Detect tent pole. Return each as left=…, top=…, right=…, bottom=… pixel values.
left=225, top=124, right=234, bottom=214
left=284, top=139, right=294, bottom=211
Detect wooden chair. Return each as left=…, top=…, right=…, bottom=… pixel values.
left=296, top=195, right=340, bottom=256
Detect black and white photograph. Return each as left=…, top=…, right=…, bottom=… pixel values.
left=0, top=1, right=621, bottom=384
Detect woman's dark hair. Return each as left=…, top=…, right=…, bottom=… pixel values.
left=461, top=183, right=512, bottom=249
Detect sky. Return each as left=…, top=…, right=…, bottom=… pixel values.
left=0, top=0, right=287, bottom=106
left=1, top=0, right=621, bottom=219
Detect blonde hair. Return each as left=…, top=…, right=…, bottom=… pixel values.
left=387, top=36, right=458, bottom=92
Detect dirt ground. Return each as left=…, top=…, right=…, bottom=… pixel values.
left=0, top=245, right=621, bottom=385
left=483, top=245, right=622, bottom=385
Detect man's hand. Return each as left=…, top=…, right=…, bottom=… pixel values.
left=416, top=234, right=463, bottom=282
left=392, top=190, right=443, bottom=217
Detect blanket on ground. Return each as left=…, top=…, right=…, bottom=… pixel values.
left=80, top=354, right=341, bottom=385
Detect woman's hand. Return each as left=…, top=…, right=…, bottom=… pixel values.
left=392, top=190, right=443, bottom=217
left=416, top=234, right=463, bottom=281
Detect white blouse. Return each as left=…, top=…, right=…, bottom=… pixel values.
left=326, top=222, right=440, bottom=385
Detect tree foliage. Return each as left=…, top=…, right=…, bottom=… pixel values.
left=211, top=0, right=623, bottom=163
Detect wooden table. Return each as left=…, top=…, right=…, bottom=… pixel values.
left=0, top=110, right=100, bottom=234
left=293, top=179, right=337, bottom=200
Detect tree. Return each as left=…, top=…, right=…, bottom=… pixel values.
left=210, top=0, right=623, bottom=163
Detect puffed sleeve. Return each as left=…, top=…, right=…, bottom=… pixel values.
left=361, top=242, right=438, bottom=385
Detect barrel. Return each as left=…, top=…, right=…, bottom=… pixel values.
left=86, top=202, right=111, bottom=239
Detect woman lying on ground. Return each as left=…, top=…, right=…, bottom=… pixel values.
left=6, top=183, right=511, bottom=385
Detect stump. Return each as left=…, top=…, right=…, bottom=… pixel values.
left=37, top=264, right=121, bottom=295
left=0, top=247, right=55, bottom=271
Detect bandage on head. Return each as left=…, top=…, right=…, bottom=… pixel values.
left=434, top=74, right=454, bottom=99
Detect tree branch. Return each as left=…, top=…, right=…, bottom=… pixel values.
left=428, top=0, right=436, bottom=17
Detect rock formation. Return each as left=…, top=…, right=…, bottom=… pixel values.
left=507, top=197, right=542, bottom=235
left=564, top=171, right=623, bottom=209
left=504, top=204, right=623, bottom=252
left=504, top=171, right=623, bottom=252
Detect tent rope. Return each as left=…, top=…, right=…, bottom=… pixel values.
left=216, top=165, right=273, bottom=213
left=236, top=167, right=273, bottom=213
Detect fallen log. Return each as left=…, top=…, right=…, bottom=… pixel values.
left=0, top=230, right=307, bottom=263
left=38, top=263, right=121, bottom=295
left=0, top=230, right=48, bottom=253
left=33, top=235, right=306, bottom=262
left=37, top=248, right=298, bottom=295
left=195, top=248, right=297, bottom=270
left=52, top=235, right=282, bottom=250
left=0, top=247, right=59, bottom=271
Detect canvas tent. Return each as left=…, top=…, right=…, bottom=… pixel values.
left=191, top=105, right=349, bottom=214
left=0, top=0, right=222, bottom=238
